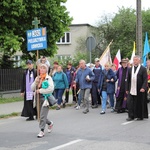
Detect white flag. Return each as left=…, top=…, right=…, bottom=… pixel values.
left=99, top=46, right=112, bottom=67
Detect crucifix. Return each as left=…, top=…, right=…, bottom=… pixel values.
left=32, top=17, right=40, bottom=121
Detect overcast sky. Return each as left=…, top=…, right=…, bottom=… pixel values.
left=65, top=0, right=150, bottom=25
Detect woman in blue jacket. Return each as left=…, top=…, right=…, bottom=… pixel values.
left=52, top=65, right=69, bottom=110
left=98, top=62, right=117, bottom=114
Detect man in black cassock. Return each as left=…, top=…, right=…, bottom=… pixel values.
left=21, top=60, right=37, bottom=121
left=126, top=55, right=148, bottom=121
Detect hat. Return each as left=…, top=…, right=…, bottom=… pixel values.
left=26, top=60, right=33, bottom=64
left=120, top=59, right=128, bottom=64
left=40, top=64, right=48, bottom=72
left=95, top=58, right=100, bottom=62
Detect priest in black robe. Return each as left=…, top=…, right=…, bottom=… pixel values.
left=126, top=55, right=148, bottom=121
left=21, top=60, right=37, bottom=121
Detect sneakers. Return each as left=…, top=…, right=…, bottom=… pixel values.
left=76, top=105, right=80, bottom=110
left=111, top=108, right=114, bottom=113
left=56, top=106, right=60, bottom=110
left=92, top=105, right=98, bottom=109
left=48, top=121, right=54, bottom=133
left=37, top=131, right=44, bottom=138
left=83, top=109, right=89, bottom=114
left=100, top=111, right=105, bottom=114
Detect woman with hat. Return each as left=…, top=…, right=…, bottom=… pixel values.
left=31, top=63, right=54, bottom=138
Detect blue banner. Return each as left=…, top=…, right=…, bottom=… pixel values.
left=27, top=27, right=47, bottom=51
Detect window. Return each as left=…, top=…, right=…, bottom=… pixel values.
left=57, top=32, right=71, bottom=44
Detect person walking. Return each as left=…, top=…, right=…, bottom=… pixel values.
left=21, top=60, right=37, bottom=121
left=126, top=55, right=149, bottom=121
left=98, top=62, right=116, bottom=114
left=74, top=60, right=95, bottom=114
left=115, top=59, right=129, bottom=113
left=31, top=64, right=54, bottom=138
left=91, top=58, right=103, bottom=108
left=52, top=65, right=69, bottom=110
left=64, top=63, right=76, bottom=106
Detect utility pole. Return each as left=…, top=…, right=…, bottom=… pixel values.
left=136, top=0, right=142, bottom=58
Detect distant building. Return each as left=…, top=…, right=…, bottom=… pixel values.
left=55, top=23, right=94, bottom=59
left=13, top=23, right=94, bottom=67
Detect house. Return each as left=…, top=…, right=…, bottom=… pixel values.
left=55, top=23, right=93, bottom=59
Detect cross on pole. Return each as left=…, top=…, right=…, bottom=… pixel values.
left=32, top=17, right=40, bottom=121
left=32, top=17, right=40, bottom=29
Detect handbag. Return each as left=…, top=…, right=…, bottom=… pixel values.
left=47, top=95, right=57, bottom=106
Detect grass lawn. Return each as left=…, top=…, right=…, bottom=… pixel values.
left=0, top=97, right=23, bottom=104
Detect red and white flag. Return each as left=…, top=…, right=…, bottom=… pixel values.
left=113, top=49, right=121, bottom=70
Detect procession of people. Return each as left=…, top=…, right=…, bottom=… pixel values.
left=21, top=55, right=149, bottom=138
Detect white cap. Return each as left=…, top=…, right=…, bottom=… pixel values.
left=95, top=58, right=100, bottom=62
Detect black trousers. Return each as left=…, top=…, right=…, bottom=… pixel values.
left=127, top=94, right=138, bottom=119
left=65, top=85, right=76, bottom=103
left=115, top=92, right=125, bottom=110
left=91, top=82, right=101, bottom=105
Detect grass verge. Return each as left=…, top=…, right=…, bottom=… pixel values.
left=0, top=97, right=23, bottom=104
left=0, top=112, right=20, bottom=119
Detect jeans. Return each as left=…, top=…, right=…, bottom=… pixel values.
left=77, top=91, right=82, bottom=106
left=54, top=89, right=65, bottom=105
left=108, top=93, right=114, bottom=108
left=101, top=91, right=107, bottom=111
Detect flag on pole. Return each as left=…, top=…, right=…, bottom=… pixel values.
left=113, top=49, right=121, bottom=70
left=130, top=41, right=136, bottom=64
left=99, top=40, right=113, bottom=67
left=143, top=32, right=150, bottom=67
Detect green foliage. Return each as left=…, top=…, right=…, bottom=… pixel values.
left=0, top=0, right=72, bottom=67
left=91, top=7, right=150, bottom=60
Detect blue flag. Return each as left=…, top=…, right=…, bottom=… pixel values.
left=143, top=32, right=150, bottom=67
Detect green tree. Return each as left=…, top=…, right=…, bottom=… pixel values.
left=0, top=0, right=72, bottom=68
left=91, top=7, right=150, bottom=60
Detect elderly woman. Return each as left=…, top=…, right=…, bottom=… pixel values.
left=31, top=64, right=54, bottom=138
left=98, top=62, right=117, bottom=114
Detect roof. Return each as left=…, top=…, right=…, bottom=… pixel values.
left=69, top=23, right=95, bottom=28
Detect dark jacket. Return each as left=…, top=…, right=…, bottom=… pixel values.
left=98, top=69, right=117, bottom=94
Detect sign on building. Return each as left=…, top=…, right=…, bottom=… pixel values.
left=27, top=27, right=47, bottom=51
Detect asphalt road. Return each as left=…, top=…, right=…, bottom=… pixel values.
left=0, top=104, right=150, bottom=150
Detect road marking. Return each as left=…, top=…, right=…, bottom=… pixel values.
left=121, top=121, right=134, bottom=125
left=122, top=114, right=150, bottom=125
left=48, top=139, right=83, bottom=150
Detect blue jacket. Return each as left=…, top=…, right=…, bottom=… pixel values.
left=98, top=69, right=117, bottom=94
left=75, top=67, right=95, bottom=89
left=52, top=72, right=69, bottom=89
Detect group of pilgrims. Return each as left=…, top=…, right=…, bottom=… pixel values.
left=20, top=55, right=149, bottom=138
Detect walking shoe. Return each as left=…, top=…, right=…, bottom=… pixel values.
left=126, top=117, right=134, bottom=121
left=37, top=131, right=44, bottom=138
left=56, top=106, right=60, bottom=110
left=92, top=105, right=98, bottom=109
left=26, top=117, right=34, bottom=121
left=83, top=109, right=89, bottom=114
left=111, top=108, right=114, bottom=112
left=48, top=121, right=54, bottom=133
left=100, top=111, right=105, bottom=114
left=76, top=105, right=80, bottom=110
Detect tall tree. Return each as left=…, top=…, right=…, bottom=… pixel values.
left=0, top=0, right=72, bottom=67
